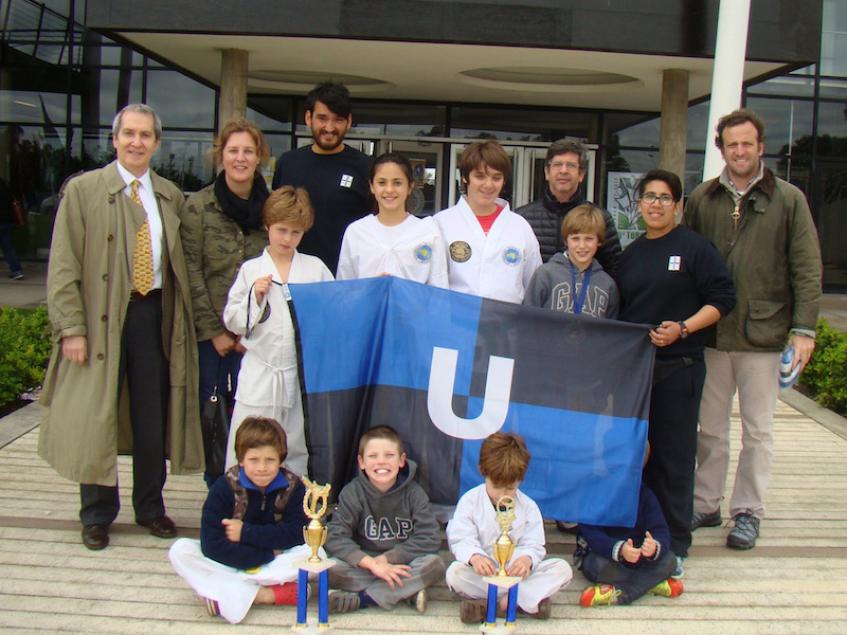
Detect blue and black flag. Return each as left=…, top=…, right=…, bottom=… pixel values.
left=289, top=277, right=654, bottom=526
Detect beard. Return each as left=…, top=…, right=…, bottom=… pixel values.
left=311, top=127, right=344, bottom=152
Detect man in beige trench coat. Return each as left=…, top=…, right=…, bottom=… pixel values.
left=39, top=104, right=202, bottom=550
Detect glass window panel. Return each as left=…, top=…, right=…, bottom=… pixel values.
left=91, top=69, right=143, bottom=126
left=610, top=115, right=659, bottom=149
left=814, top=158, right=847, bottom=288
left=247, top=96, right=293, bottom=130
left=450, top=106, right=595, bottom=142
left=684, top=151, right=705, bottom=196
left=0, top=90, right=74, bottom=125
left=245, top=105, right=292, bottom=133
left=42, top=0, right=71, bottom=16
left=744, top=97, right=814, bottom=155
left=819, top=78, right=847, bottom=99
left=816, top=101, right=847, bottom=139
left=686, top=101, right=710, bottom=151
left=145, top=70, right=215, bottom=129
left=351, top=102, right=446, bottom=138
left=33, top=45, right=66, bottom=66
left=746, top=74, right=816, bottom=98
left=263, top=133, right=293, bottom=186
left=4, top=124, right=68, bottom=198
left=0, top=124, right=69, bottom=259
left=821, top=0, right=847, bottom=76
left=81, top=128, right=118, bottom=170
left=153, top=130, right=215, bottom=192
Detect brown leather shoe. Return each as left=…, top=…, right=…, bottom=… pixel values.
left=82, top=524, right=110, bottom=550
left=137, top=515, right=177, bottom=538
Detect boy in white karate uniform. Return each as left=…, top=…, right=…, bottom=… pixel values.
left=446, top=431, right=572, bottom=623
left=434, top=141, right=541, bottom=303
left=169, top=416, right=314, bottom=624
left=223, top=186, right=333, bottom=475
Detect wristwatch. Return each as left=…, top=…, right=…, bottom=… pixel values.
left=677, top=321, right=689, bottom=339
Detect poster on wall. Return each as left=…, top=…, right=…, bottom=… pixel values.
left=607, top=171, right=645, bottom=247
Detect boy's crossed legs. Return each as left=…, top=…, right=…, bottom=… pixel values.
left=580, top=550, right=677, bottom=605
left=446, top=558, right=571, bottom=616
left=329, top=554, right=445, bottom=610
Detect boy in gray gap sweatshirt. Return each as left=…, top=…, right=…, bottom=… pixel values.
left=325, top=425, right=445, bottom=613
left=523, top=203, right=619, bottom=319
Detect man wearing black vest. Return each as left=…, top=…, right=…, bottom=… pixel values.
left=516, top=139, right=621, bottom=279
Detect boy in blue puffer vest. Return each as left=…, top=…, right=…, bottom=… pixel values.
left=169, top=416, right=312, bottom=623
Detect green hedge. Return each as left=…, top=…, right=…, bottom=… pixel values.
left=799, top=318, right=847, bottom=415
left=0, top=306, right=52, bottom=407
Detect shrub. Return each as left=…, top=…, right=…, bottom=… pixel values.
left=0, top=306, right=52, bottom=407
left=798, top=319, right=847, bottom=415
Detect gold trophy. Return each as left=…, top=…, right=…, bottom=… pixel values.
left=493, top=496, right=517, bottom=576
left=302, top=477, right=331, bottom=563
left=481, top=495, right=521, bottom=632
left=294, top=477, right=335, bottom=631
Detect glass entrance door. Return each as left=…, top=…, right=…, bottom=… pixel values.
left=448, top=143, right=596, bottom=210
left=381, top=139, right=443, bottom=216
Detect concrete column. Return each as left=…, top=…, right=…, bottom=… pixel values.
left=702, top=0, right=751, bottom=180
left=658, top=69, right=690, bottom=185
left=219, top=49, right=249, bottom=129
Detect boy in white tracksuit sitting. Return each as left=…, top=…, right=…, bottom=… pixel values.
left=446, top=431, right=572, bottom=623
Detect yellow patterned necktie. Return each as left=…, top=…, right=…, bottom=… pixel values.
left=130, top=179, right=154, bottom=295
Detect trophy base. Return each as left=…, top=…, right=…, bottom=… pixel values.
left=292, top=621, right=333, bottom=633
left=296, top=558, right=337, bottom=574
left=482, top=575, right=522, bottom=590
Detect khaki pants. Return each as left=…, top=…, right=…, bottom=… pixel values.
left=693, top=348, right=780, bottom=520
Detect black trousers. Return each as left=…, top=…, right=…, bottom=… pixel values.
left=79, top=291, right=169, bottom=525
left=581, top=550, right=675, bottom=605
left=642, top=357, right=706, bottom=558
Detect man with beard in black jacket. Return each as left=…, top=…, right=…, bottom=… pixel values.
left=516, top=139, right=621, bottom=280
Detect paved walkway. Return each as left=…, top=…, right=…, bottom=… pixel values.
left=1, top=396, right=846, bottom=634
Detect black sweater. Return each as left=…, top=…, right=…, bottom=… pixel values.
left=617, top=226, right=736, bottom=360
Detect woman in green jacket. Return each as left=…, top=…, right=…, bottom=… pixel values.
left=180, top=118, right=271, bottom=485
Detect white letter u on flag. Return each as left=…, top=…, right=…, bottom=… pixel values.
left=427, top=346, right=514, bottom=440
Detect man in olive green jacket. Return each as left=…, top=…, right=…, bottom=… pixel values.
left=39, top=104, right=202, bottom=550
left=685, top=109, right=821, bottom=551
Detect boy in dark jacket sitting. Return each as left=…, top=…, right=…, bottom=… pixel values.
left=576, top=445, right=684, bottom=607
left=169, top=416, right=312, bottom=623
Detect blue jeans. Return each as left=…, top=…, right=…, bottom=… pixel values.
left=580, top=549, right=675, bottom=605
left=198, top=339, right=243, bottom=487
left=0, top=224, right=22, bottom=276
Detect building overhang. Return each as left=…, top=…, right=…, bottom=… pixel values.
left=88, top=0, right=822, bottom=111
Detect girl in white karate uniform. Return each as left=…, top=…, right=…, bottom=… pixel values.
left=337, top=151, right=448, bottom=287
left=434, top=141, right=541, bottom=303
left=223, top=186, right=333, bottom=476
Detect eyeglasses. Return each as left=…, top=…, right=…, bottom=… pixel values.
left=548, top=161, right=580, bottom=171
left=640, top=192, right=676, bottom=206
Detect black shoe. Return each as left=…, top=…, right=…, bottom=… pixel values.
left=690, top=509, right=722, bottom=531
left=137, top=515, right=177, bottom=538
left=555, top=520, right=579, bottom=534
left=82, top=524, right=110, bottom=550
